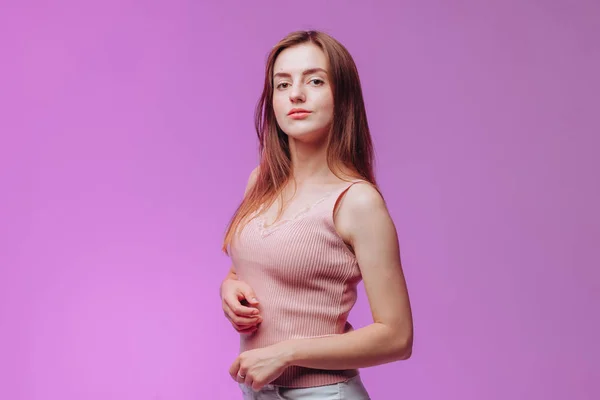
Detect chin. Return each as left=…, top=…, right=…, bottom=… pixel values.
left=281, top=125, right=330, bottom=143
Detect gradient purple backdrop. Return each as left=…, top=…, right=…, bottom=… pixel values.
left=1, top=1, right=598, bottom=399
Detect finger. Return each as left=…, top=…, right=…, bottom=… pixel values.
left=229, top=312, right=262, bottom=327
left=224, top=312, right=259, bottom=332
left=227, top=297, right=260, bottom=317
left=223, top=304, right=262, bottom=326
left=233, top=314, right=262, bottom=326
left=238, top=369, right=249, bottom=385
left=229, top=317, right=257, bottom=330
left=230, top=319, right=258, bottom=331
left=252, top=380, right=265, bottom=391
left=240, top=288, right=259, bottom=306
left=236, top=325, right=258, bottom=335
left=229, top=357, right=241, bottom=381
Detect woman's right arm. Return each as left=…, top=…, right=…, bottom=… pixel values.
left=220, top=166, right=262, bottom=333
left=226, top=265, right=237, bottom=279
left=222, top=165, right=260, bottom=281
left=220, top=264, right=238, bottom=290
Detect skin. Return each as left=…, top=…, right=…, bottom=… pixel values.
left=221, top=42, right=413, bottom=391
left=220, top=171, right=263, bottom=335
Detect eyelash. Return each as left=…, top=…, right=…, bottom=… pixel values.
left=276, top=78, right=325, bottom=89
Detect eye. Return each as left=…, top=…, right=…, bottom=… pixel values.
left=276, top=82, right=290, bottom=89
left=309, top=78, right=325, bottom=86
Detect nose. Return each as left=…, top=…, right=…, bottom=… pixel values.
left=289, top=84, right=306, bottom=103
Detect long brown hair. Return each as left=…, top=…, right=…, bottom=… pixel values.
left=222, top=30, right=377, bottom=254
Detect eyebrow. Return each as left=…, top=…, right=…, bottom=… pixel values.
left=273, top=68, right=328, bottom=79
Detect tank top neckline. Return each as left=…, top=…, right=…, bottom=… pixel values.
left=255, top=179, right=364, bottom=238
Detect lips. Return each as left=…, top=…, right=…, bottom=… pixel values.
left=288, top=108, right=311, bottom=116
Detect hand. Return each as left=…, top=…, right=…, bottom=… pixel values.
left=220, top=278, right=262, bottom=334
left=229, top=343, right=293, bottom=391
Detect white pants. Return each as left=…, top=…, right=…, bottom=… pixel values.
left=238, top=375, right=370, bottom=399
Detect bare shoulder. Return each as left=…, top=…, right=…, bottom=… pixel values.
left=243, top=166, right=261, bottom=196
left=250, top=165, right=260, bottom=180
left=335, top=181, right=390, bottom=243
left=343, top=181, right=386, bottom=212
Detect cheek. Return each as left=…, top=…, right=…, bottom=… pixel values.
left=317, top=88, right=333, bottom=107
left=272, top=95, right=287, bottom=122
left=318, top=93, right=334, bottom=120
left=272, top=93, right=285, bottom=111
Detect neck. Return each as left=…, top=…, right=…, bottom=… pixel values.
left=288, top=136, right=332, bottom=184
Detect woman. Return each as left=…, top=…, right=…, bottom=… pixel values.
left=219, top=30, right=413, bottom=399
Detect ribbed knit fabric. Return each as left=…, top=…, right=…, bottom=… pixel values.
left=230, top=180, right=365, bottom=388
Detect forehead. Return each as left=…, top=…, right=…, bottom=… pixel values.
left=273, top=43, right=328, bottom=73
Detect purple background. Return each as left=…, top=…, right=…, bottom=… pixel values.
left=1, top=1, right=598, bottom=399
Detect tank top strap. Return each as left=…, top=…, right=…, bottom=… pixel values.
left=326, top=179, right=371, bottom=218
left=333, top=178, right=364, bottom=196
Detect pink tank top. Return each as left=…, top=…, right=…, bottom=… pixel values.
left=230, top=180, right=365, bottom=388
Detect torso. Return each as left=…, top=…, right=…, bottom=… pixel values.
left=230, top=176, right=367, bottom=388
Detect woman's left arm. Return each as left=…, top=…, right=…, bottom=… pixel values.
left=280, top=183, right=414, bottom=369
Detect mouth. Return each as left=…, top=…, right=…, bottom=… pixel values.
left=287, top=109, right=312, bottom=119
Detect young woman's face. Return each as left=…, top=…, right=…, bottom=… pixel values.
left=272, top=43, right=334, bottom=143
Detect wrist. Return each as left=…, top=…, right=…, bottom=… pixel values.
left=277, top=340, right=299, bottom=367
left=219, top=276, right=237, bottom=297
left=221, top=274, right=237, bottom=288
